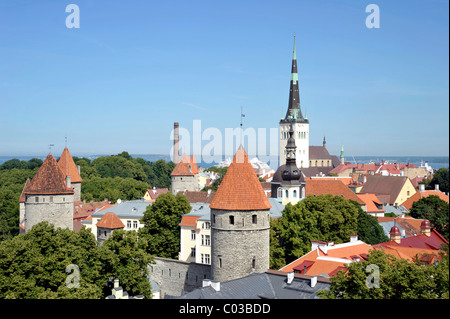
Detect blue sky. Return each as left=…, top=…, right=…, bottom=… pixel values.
left=0, top=0, right=448, bottom=159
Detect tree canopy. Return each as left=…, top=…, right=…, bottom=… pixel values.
left=409, top=195, right=449, bottom=241
left=0, top=222, right=153, bottom=299
left=139, top=192, right=191, bottom=259
left=426, top=167, right=449, bottom=193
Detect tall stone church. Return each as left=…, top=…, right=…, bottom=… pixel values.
left=279, top=36, right=341, bottom=175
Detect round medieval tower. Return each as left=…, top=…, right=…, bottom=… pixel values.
left=209, top=146, right=271, bottom=282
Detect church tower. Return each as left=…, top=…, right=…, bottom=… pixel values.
left=209, top=146, right=271, bottom=282
left=279, top=35, right=309, bottom=168
left=280, top=124, right=305, bottom=205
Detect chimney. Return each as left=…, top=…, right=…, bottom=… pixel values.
left=420, top=219, right=431, bottom=237
left=419, top=183, right=425, bottom=193
left=77, top=165, right=81, bottom=175
left=390, top=226, right=401, bottom=244
left=350, top=234, right=358, bottom=243
left=66, top=175, right=71, bottom=188
left=310, top=276, right=318, bottom=288
left=435, top=184, right=439, bottom=192
left=173, top=122, right=180, bottom=164
left=202, top=279, right=220, bottom=292
left=114, top=278, right=120, bottom=288
left=287, top=272, right=294, bottom=285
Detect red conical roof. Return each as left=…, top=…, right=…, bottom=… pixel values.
left=210, top=147, right=271, bottom=211
left=26, top=154, right=74, bottom=195
left=58, top=147, right=82, bottom=183
left=96, top=212, right=125, bottom=229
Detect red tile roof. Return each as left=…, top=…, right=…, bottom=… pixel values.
left=210, top=147, right=271, bottom=211
left=305, top=178, right=365, bottom=205
left=144, top=188, right=169, bottom=201
left=177, top=190, right=216, bottom=203
left=179, top=215, right=200, bottom=227
left=25, top=154, right=74, bottom=195
left=401, top=190, right=449, bottom=210
left=171, top=153, right=198, bottom=176
left=58, top=147, right=82, bottom=183
left=376, top=229, right=448, bottom=250
left=19, top=178, right=31, bottom=203
left=96, top=212, right=125, bottom=229
left=357, top=193, right=385, bottom=213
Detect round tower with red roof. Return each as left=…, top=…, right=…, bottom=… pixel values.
left=209, top=146, right=272, bottom=282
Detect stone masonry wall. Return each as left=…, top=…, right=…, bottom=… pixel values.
left=148, top=257, right=211, bottom=298
left=24, top=193, right=74, bottom=231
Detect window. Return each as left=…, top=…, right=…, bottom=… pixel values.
left=35, top=197, right=39, bottom=203
left=42, top=197, right=45, bottom=203
left=205, top=254, right=210, bottom=264
left=277, top=188, right=283, bottom=198
left=205, top=235, right=210, bottom=246
left=229, top=215, right=234, bottom=225
left=204, top=222, right=210, bottom=229
left=252, top=214, right=257, bottom=224
left=285, top=190, right=289, bottom=198
left=191, top=230, right=196, bottom=240
left=252, top=257, right=256, bottom=269
left=127, top=220, right=132, bottom=228
left=212, top=214, right=216, bottom=224
left=218, top=255, right=222, bottom=268
left=50, top=196, right=53, bottom=203
left=293, top=190, right=297, bottom=198
left=407, top=190, right=410, bottom=196
left=133, top=221, right=138, bottom=228
left=190, top=248, right=196, bottom=257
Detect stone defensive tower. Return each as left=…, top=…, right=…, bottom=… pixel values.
left=58, top=147, right=82, bottom=202
left=23, top=154, right=75, bottom=231
left=209, top=146, right=271, bottom=282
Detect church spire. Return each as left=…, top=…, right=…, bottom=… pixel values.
left=283, top=34, right=306, bottom=123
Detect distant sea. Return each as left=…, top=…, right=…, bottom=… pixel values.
left=0, top=154, right=448, bottom=171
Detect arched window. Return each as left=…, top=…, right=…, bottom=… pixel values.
left=293, top=190, right=297, bottom=198
left=285, top=190, right=289, bottom=198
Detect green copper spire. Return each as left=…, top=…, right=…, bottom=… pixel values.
left=282, top=34, right=307, bottom=124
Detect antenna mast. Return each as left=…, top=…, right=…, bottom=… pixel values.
left=240, top=106, right=245, bottom=146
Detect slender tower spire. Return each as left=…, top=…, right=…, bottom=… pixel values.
left=283, top=34, right=305, bottom=122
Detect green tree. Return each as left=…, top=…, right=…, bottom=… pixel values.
left=409, top=195, right=449, bottom=241
left=0, top=222, right=153, bottom=298
left=139, top=192, right=191, bottom=259
left=357, top=208, right=389, bottom=244
left=99, top=229, right=153, bottom=298
left=317, top=247, right=449, bottom=299
left=270, top=194, right=387, bottom=269
left=427, top=167, right=449, bottom=193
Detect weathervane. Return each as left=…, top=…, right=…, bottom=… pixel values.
left=48, top=144, right=54, bottom=154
